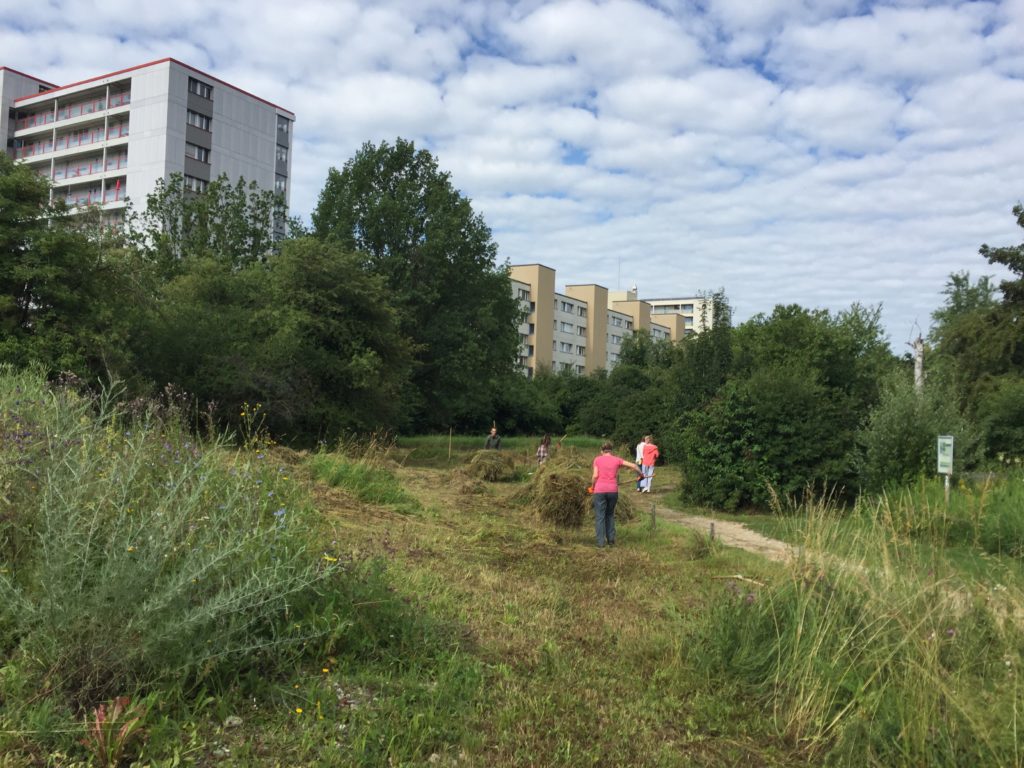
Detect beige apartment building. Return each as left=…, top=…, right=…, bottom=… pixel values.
left=510, top=264, right=712, bottom=377
left=2, top=58, right=293, bottom=226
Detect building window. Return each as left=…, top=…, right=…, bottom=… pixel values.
left=578, top=307, right=587, bottom=318
left=610, top=316, right=623, bottom=327
left=559, top=342, right=573, bottom=353
left=274, top=174, right=287, bottom=195
left=560, top=321, right=574, bottom=333
left=626, top=321, right=633, bottom=330
left=560, top=301, right=574, bottom=313
left=183, top=175, right=208, bottom=193
left=517, top=288, right=530, bottom=301
left=185, top=142, right=210, bottom=163
left=277, top=115, right=290, bottom=133
left=187, top=110, right=211, bottom=131
left=578, top=326, right=587, bottom=336
left=528, top=323, right=535, bottom=334
left=276, top=144, right=288, bottom=163
left=577, top=365, right=585, bottom=374
left=576, top=345, right=586, bottom=356
left=611, top=334, right=622, bottom=345
left=188, top=77, right=213, bottom=99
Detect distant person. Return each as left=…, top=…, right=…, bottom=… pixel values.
left=640, top=435, right=659, bottom=493
left=536, top=433, right=551, bottom=465
left=484, top=426, right=502, bottom=450
left=635, top=437, right=645, bottom=491
left=590, top=441, right=641, bottom=548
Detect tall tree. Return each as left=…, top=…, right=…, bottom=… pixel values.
left=0, top=155, right=136, bottom=375
left=127, top=173, right=294, bottom=276
left=312, top=138, right=522, bottom=430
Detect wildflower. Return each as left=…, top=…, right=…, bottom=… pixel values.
left=946, top=628, right=956, bottom=638
left=295, top=707, right=303, bottom=714
left=274, top=508, right=286, bottom=518
left=322, top=668, right=330, bottom=674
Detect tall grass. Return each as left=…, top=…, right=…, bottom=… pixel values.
left=0, top=367, right=346, bottom=709
left=696, top=490, right=1024, bottom=766
left=877, top=473, right=1024, bottom=558
left=309, top=434, right=421, bottom=512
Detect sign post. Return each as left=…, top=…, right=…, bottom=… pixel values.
left=937, top=435, right=954, bottom=505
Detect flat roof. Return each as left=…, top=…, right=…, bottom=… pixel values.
left=0, top=66, right=57, bottom=88
left=12, top=57, right=294, bottom=117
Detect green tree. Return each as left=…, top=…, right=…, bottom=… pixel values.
left=0, top=155, right=137, bottom=375
left=127, top=173, right=294, bottom=276
left=980, top=203, right=1024, bottom=306
left=133, top=239, right=412, bottom=440
left=855, top=370, right=981, bottom=493
left=311, top=138, right=522, bottom=431
left=681, top=362, right=849, bottom=510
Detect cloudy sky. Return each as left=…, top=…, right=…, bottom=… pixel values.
left=3, top=0, right=1023, bottom=348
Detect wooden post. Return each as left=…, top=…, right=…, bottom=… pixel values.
left=649, top=502, right=656, bottom=531
left=710, top=522, right=715, bottom=541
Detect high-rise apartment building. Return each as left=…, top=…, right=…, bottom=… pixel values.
left=510, top=263, right=712, bottom=377
left=2, top=58, right=294, bottom=225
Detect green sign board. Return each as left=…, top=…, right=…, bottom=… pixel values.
left=937, top=435, right=954, bottom=475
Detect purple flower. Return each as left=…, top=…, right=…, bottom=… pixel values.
left=274, top=508, right=286, bottom=518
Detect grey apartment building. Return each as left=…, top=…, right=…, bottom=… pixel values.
left=1, top=58, right=294, bottom=223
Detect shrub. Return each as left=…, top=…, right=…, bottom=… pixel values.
left=0, top=367, right=346, bottom=705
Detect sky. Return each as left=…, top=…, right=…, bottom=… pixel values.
left=3, top=0, right=1023, bottom=349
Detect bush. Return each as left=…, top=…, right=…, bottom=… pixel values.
left=0, top=367, right=345, bottom=705
left=854, top=371, right=982, bottom=494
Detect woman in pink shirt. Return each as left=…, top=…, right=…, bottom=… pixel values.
left=591, top=441, right=640, bottom=548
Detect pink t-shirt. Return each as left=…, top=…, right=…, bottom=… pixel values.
left=592, top=453, right=625, bottom=493
left=642, top=443, right=659, bottom=467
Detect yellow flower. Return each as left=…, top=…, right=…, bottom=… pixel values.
left=322, top=668, right=330, bottom=674
left=127, top=546, right=136, bottom=552
left=295, top=707, right=303, bottom=714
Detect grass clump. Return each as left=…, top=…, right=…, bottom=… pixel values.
left=309, top=436, right=421, bottom=513
left=695, top=490, right=1024, bottom=766
left=0, top=367, right=356, bottom=759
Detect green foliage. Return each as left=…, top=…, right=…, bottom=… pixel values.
left=681, top=363, right=852, bottom=509
left=312, top=137, right=523, bottom=430
left=975, top=375, right=1024, bottom=461
left=309, top=449, right=422, bottom=513
left=854, top=371, right=982, bottom=493
left=0, top=156, right=138, bottom=376
left=127, top=173, right=295, bottom=275
left=696, top=493, right=1024, bottom=766
left=0, top=367, right=346, bottom=705
left=979, top=202, right=1024, bottom=306
left=131, top=238, right=412, bottom=440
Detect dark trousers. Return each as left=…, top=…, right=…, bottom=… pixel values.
left=593, top=492, right=618, bottom=547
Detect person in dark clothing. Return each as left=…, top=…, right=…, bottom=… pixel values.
left=484, top=427, right=502, bottom=450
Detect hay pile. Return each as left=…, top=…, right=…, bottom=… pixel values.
left=449, top=465, right=487, bottom=495
left=465, top=450, right=520, bottom=482
left=522, top=460, right=641, bottom=528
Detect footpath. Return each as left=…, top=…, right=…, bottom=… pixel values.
left=637, top=472, right=794, bottom=563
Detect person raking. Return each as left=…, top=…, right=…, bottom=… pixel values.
left=590, top=441, right=640, bottom=548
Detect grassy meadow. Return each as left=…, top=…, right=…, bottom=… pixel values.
left=2, top=368, right=1022, bottom=766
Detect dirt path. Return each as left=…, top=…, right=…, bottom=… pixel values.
left=638, top=471, right=795, bottom=563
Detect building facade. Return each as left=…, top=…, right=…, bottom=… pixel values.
left=2, top=58, right=294, bottom=225
left=510, top=264, right=711, bottom=377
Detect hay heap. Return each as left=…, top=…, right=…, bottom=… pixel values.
left=465, top=450, right=520, bottom=482
left=522, top=459, right=640, bottom=528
